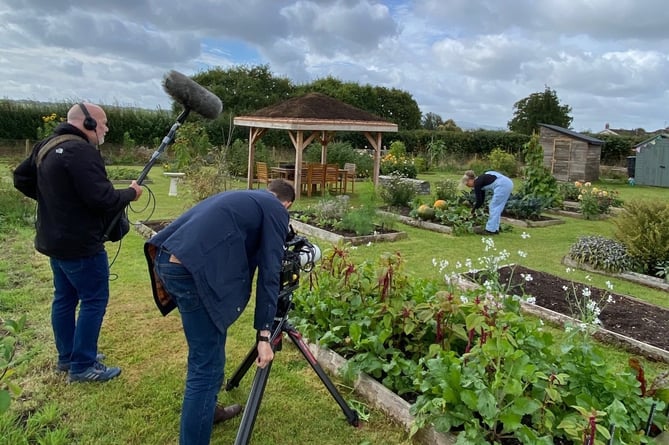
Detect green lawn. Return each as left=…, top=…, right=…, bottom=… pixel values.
left=2, top=165, right=668, bottom=444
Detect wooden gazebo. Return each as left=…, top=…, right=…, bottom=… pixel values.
left=234, top=92, right=398, bottom=198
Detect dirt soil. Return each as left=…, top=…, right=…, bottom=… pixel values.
left=493, top=265, right=669, bottom=352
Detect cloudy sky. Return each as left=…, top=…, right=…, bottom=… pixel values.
left=1, top=0, right=668, bottom=132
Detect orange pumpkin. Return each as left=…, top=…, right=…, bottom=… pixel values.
left=433, top=199, right=447, bottom=210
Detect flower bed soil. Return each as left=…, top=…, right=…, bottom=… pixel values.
left=486, top=265, right=669, bottom=353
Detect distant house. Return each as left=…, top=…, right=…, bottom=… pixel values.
left=597, top=123, right=619, bottom=136
left=632, top=134, right=669, bottom=187
left=539, top=123, right=604, bottom=182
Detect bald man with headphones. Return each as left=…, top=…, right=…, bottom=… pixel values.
left=14, top=102, right=142, bottom=383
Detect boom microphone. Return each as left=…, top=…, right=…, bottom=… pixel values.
left=162, top=70, right=223, bottom=119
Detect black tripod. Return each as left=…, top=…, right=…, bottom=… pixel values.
left=225, top=287, right=360, bottom=445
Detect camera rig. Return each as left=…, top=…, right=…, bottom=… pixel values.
left=276, top=226, right=320, bottom=316
left=225, top=227, right=359, bottom=444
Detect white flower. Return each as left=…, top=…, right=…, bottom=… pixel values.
left=565, top=267, right=572, bottom=273
left=464, top=259, right=472, bottom=269
left=460, top=296, right=469, bottom=304
left=521, top=232, right=531, bottom=239
left=483, top=280, right=493, bottom=290
left=605, top=281, right=614, bottom=290
left=562, top=285, right=568, bottom=291
left=517, top=250, right=527, bottom=258
left=582, top=287, right=591, bottom=298
left=585, top=274, right=592, bottom=282
left=455, top=261, right=462, bottom=269
left=366, top=242, right=372, bottom=247
left=525, top=296, right=536, bottom=305
left=607, top=295, right=615, bottom=304
left=432, top=258, right=437, bottom=267
left=521, top=273, right=533, bottom=282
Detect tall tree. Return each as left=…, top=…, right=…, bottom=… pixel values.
left=422, top=112, right=444, bottom=130
left=192, top=65, right=294, bottom=115
left=297, top=76, right=422, bottom=130
left=508, top=86, right=573, bottom=135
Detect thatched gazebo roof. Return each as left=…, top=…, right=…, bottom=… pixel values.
left=234, top=92, right=398, bottom=198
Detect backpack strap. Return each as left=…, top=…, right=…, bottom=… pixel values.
left=36, top=134, right=85, bottom=167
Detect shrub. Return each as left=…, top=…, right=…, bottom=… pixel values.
left=378, top=173, right=418, bottom=207
left=432, top=179, right=460, bottom=202
left=614, top=200, right=669, bottom=274
left=558, top=181, right=581, bottom=201
left=106, top=167, right=143, bottom=181
left=567, top=235, right=639, bottom=273
left=487, top=147, right=519, bottom=177
left=380, top=153, right=417, bottom=178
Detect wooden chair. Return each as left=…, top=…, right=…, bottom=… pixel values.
left=343, top=163, right=356, bottom=193
left=305, top=163, right=325, bottom=197
left=325, top=163, right=341, bottom=194
left=255, top=161, right=271, bottom=188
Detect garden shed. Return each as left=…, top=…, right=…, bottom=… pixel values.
left=539, top=124, right=604, bottom=182
left=632, top=134, right=669, bottom=187
left=234, top=93, right=398, bottom=199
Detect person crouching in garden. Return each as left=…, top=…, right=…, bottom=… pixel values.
left=462, top=170, right=513, bottom=235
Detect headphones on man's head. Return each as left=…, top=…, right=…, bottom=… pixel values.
left=78, top=103, right=97, bottom=131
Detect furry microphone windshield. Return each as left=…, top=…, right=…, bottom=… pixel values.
left=162, top=70, right=223, bottom=119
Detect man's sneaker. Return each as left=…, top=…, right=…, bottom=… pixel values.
left=68, top=361, right=121, bottom=383
left=484, top=230, right=499, bottom=235
left=56, top=353, right=107, bottom=372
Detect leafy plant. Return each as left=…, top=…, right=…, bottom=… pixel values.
left=432, top=179, right=460, bottom=202
left=613, top=200, right=669, bottom=275
left=503, top=193, right=548, bottom=220
left=575, top=181, right=621, bottom=220
left=518, top=133, right=561, bottom=209
left=106, top=167, right=143, bottom=181
left=36, top=112, right=64, bottom=139
left=487, top=147, right=519, bottom=177
left=558, top=181, right=581, bottom=201
left=654, top=260, right=669, bottom=282
left=567, top=235, right=638, bottom=273
left=292, top=238, right=667, bottom=444
left=562, top=270, right=615, bottom=327
left=378, top=173, right=418, bottom=207
left=1, top=315, right=26, bottom=414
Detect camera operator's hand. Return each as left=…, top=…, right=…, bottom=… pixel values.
left=255, top=330, right=274, bottom=368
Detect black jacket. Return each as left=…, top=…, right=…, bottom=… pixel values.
left=13, top=123, right=137, bottom=259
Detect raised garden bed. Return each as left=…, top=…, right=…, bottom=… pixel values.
left=562, top=255, right=669, bottom=293
left=134, top=218, right=408, bottom=246
left=289, top=219, right=407, bottom=245
left=464, top=265, right=669, bottom=363
left=378, top=209, right=564, bottom=233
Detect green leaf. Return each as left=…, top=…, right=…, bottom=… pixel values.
left=0, top=390, right=10, bottom=413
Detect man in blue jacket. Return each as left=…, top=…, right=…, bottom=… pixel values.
left=13, top=102, right=143, bottom=382
left=145, top=179, right=295, bottom=445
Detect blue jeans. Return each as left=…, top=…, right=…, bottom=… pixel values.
left=154, top=249, right=227, bottom=445
left=50, top=250, right=109, bottom=373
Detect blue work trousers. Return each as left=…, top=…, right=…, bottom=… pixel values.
left=482, top=173, right=514, bottom=232
left=154, top=249, right=227, bottom=445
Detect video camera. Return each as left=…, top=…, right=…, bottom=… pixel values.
left=277, top=226, right=321, bottom=315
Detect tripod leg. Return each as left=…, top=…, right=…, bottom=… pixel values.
left=284, top=325, right=360, bottom=427
left=234, top=362, right=273, bottom=445
left=225, top=345, right=258, bottom=391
